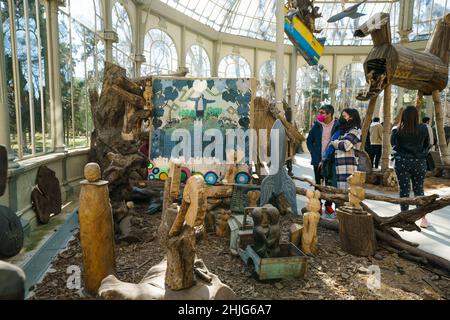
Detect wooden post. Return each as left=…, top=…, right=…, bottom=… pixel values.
left=79, top=163, right=116, bottom=295
left=381, top=85, right=392, bottom=170
left=361, top=96, right=378, bottom=152
left=432, top=90, right=450, bottom=165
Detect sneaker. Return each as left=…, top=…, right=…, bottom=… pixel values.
left=420, top=217, right=430, bottom=228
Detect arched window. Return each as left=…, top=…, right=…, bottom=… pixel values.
left=296, top=65, right=330, bottom=129
left=218, top=54, right=251, bottom=78
left=112, top=2, right=133, bottom=74
left=257, top=60, right=287, bottom=100
left=142, top=28, right=178, bottom=76
left=58, top=0, right=103, bottom=150
left=336, top=63, right=368, bottom=113
left=186, top=45, right=211, bottom=77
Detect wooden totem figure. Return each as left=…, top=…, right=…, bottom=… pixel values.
left=345, top=172, right=366, bottom=209
left=355, top=12, right=450, bottom=165
left=79, top=163, right=116, bottom=295
left=302, top=190, right=321, bottom=255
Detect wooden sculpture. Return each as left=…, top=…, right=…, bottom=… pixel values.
left=78, top=163, right=116, bottom=295
left=252, top=208, right=268, bottom=258
left=251, top=205, right=281, bottom=258
left=260, top=120, right=298, bottom=215
left=246, top=190, right=261, bottom=208
left=335, top=172, right=377, bottom=257
left=344, top=171, right=366, bottom=209
left=97, top=176, right=236, bottom=298
left=356, top=13, right=450, bottom=166
left=215, top=209, right=231, bottom=238
left=301, top=190, right=321, bottom=255
left=160, top=175, right=209, bottom=290
left=265, top=205, right=281, bottom=258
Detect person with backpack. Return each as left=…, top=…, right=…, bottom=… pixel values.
left=391, top=106, right=431, bottom=227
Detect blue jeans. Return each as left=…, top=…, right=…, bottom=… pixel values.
left=394, top=157, right=427, bottom=211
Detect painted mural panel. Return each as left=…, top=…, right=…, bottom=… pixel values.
left=150, top=78, right=255, bottom=161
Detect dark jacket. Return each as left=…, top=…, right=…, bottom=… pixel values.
left=391, top=124, right=430, bottom=160
left=307, top=119, right=340, bottom=165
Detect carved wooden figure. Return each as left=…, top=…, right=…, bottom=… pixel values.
left=246, top=190, right=261, bottom=208
left=78, top=163, right=116, bottom=295
left=265, top=205, right=281, bottom=258
left=252, top=208, right=268, bottom=258
left=356, top=13, right=450, bottom=165
left=302, top=190, right=321, bottom=255
left=215, top=209, right=231, bottom=238
left=345, top=171, right=366, bottom=209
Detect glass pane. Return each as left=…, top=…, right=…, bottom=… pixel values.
left=218, top=54, right=251, bottom=78
left=1, top=0, right=19, bottom=156
left=186, top=45, right=211, bottom=77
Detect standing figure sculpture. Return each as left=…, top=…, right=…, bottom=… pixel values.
left=302, top=190, right=321, bottom=255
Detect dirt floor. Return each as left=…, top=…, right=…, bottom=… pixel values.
left=29, top=201, right=450, bottom=300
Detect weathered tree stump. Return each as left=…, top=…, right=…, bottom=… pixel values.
left=336, top=207, right=377, bottom=257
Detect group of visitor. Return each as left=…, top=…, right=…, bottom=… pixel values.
left=307, top=105, right=433, bottom=228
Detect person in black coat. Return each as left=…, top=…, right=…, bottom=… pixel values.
left=391, top=106, right=431, bottom=227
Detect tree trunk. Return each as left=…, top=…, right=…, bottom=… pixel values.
left=381, top=85, right=392, bottom=170
left=432, top=90, right=450, bottom=165
left=336, top=207, right=377, bottom=257
left=361, top=96, right=378, bottom=152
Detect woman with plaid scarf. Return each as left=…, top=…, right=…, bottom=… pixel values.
left=330, top=108, right=362, bottom=190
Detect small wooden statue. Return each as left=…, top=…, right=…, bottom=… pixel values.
left=246, top=190, right=261, bottom=207
left=215, top=209, right=231, bottom=238
left=345, top=172, right=366, bottom=209
left=251, top=205, right=281, bottom=258
left=252, top=208, right=268, bottom=258
left=143, top=79, right=153, bottom=112
left=265, top=205, right=281, bottom=258
left=302, top=190, right=321, bottom=255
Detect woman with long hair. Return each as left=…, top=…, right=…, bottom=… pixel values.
left=330, top=108, right=362, bottom=191
left=391, top=106, right=431, bottom=227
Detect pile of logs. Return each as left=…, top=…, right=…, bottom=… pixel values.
left=294, top=176, right=450, bottom=272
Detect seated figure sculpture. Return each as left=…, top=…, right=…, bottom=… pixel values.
left=252, top=208, right=268, bottom=258
left=265, top=205, right=281, bottom=258
left=251, top=205, right=281, bottom=258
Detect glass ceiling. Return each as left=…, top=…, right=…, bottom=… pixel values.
left=160, top=0, right=402, bottom=45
